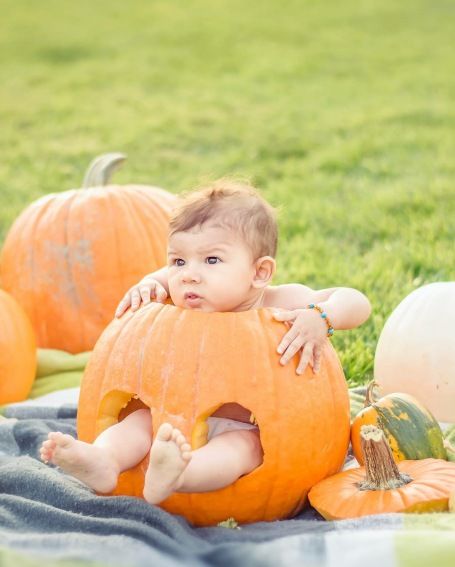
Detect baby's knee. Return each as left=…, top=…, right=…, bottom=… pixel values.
left=236, top=430, right=263, bottom=470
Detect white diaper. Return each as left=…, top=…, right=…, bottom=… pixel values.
left=206, top=417, right=259, bottom=441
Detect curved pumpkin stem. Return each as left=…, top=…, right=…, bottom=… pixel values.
left=364, top=380, right=380, bottom=408
left=359, top=425, right=412, bottom=490
left=82, top=153, right=127, bottom=188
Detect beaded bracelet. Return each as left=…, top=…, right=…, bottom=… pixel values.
left=307, top=303, right=334, bottom=337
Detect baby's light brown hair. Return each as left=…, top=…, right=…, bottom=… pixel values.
left=169, top=179, right=278, bottom=259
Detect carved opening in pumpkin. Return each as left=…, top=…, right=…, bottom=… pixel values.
left=96, top=390, right=150, bottom=436
left=191, top=402, right=262, bottom=452
left=97, top=393, right=263, bottom=470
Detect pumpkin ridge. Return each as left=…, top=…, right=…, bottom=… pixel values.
left=24, top=195, right=58, bottom=338
left=149, top=304, right=176, bottom=416
left=327, top=345, right=347, bottom=477
left=259, top=309, right=283, bottom=518
left=42, top=193, right=78, bottom=348
left=67, top=190, right=89, bottom=350
left=98, top=318, right=135, bottom=431
left=125, top=190, right=163, bottom=273
left=130, top=306, right=167, bottom=411
left=129, top=186, right=174, bottom=232
left=99, top=310, right=147, bottom=433
left=105, top=189, right=130, bottom=314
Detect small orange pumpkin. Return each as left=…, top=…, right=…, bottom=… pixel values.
left=77, top=303, right=351, bottom=526
left=309, top=425, right=455, bottom=520
left=0, top=289, right=37, bottom=404
left=0, top=154, right=177, bottom=353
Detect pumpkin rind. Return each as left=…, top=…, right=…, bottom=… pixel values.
left=77, top=303, right=351, bottom=526
left=0, top=155, right=176, bottom=353
left=351, top=391, right=447, bottom=464
left=0, top=290, right=37, bottom=404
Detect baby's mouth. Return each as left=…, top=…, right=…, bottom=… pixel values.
left=184, top=292, right=203, bottom=304
left=184, top=292, right=201, bottom=300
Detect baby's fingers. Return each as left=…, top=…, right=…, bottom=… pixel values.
left=273, top=310, right=296, bottom=323
left=115, top=294, right=131, bottom=318
left=277, top=328, right=299, bottom=356
left=154, top=284, right=168, bottom=304
left=140, top=285, right=152, bottom=305
left=296, top=342, right=315, bottom=375
left=311, top=346, right=323, bottom=374
left=130, top=289, right=142, bottom=311
left=279, top=336, right=303, bottom=366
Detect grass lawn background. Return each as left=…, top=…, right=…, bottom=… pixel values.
left=0, top=0, right=454, bottom=385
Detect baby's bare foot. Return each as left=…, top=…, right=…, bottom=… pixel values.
left=143, top=423, right=192, bottom=504
left=40, top=432, right=119, bottom=493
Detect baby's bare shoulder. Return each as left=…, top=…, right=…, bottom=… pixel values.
left=263, top=283, right=314, bottom=310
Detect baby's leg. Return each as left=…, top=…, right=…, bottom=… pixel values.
left=143, top=426, right=263, bottom=504
left=40, top=409, right=153, bottom=493
left=180, top=429, right=263, bottom=491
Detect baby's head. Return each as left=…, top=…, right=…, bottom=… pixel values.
left=167, top=179, right=278, bottom=312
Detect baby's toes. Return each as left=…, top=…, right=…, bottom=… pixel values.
left=180, top=443, right=192, bottom=461
left=48, top=431, right=64, bottom=444
left=175, top=434, right=187, bottom=447
left=40, top=446, right=53, bottom=462
left=48, top=432, right=74, bottom=448
left=42, top=438, right=56, bottom=451
left=171, top=428, right=182, bottom=442
left=156, top=423, right=173, bottom=442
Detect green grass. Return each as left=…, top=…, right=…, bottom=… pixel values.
left=1, top=0, right=454, bottom=385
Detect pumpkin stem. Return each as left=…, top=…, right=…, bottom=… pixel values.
left=82, top=153, right=127, bottom=188
left=359, top=425, right=413, bottom=490
left=364, top=380, right=380, bottom=408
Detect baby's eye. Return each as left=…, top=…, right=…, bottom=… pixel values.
left=206, top=256, right=221, bottom=265
left=173, top=258, right=185, bottom=267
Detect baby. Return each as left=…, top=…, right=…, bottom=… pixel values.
left=41, top=180, right=371, bottom=505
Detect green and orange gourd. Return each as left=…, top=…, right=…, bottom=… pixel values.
left=351, top=381, right=447, bottom=464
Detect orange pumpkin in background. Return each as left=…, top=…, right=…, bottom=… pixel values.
left=77, top=303, right=351, bottom=526
left=0, top=153, right=177, bottom=353
left=0, top=289, right=36, bottom=404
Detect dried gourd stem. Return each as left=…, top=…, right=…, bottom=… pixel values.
left=359, top=425, right=413, bottom=491
left=363, top=381, right=380, bottom=408
left=82, top=153, right=126, bottom=188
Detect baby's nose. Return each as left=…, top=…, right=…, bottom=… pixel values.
left=182, top=269, right=200, bottom=283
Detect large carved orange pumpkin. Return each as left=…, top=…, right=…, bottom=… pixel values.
left=0, top=289, right=36, bottom=404
left=77, top=303, right=351, bottom=526
left=0, top=154, right=176, bottom=353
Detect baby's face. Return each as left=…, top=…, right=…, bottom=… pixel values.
left=167, top=224, right=258, bottom=312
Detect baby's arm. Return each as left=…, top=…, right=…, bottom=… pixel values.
left=115, top=266, right=170, bottom=317
left=268, top=284, right=371, bottom=329
left=266, top=284, right=371, bottom=374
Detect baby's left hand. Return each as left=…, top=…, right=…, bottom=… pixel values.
left=273, top=308, right=328, bottom=375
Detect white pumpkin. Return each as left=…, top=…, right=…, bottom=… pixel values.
left=374, top=282, right=455, bottom=423
left=450, top=490, right=455, bottom=513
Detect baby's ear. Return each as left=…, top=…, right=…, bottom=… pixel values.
left=252, top=256, right=276, bottom=288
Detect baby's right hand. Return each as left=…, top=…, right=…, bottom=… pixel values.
left=115, top=277, right=168, bottom=318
